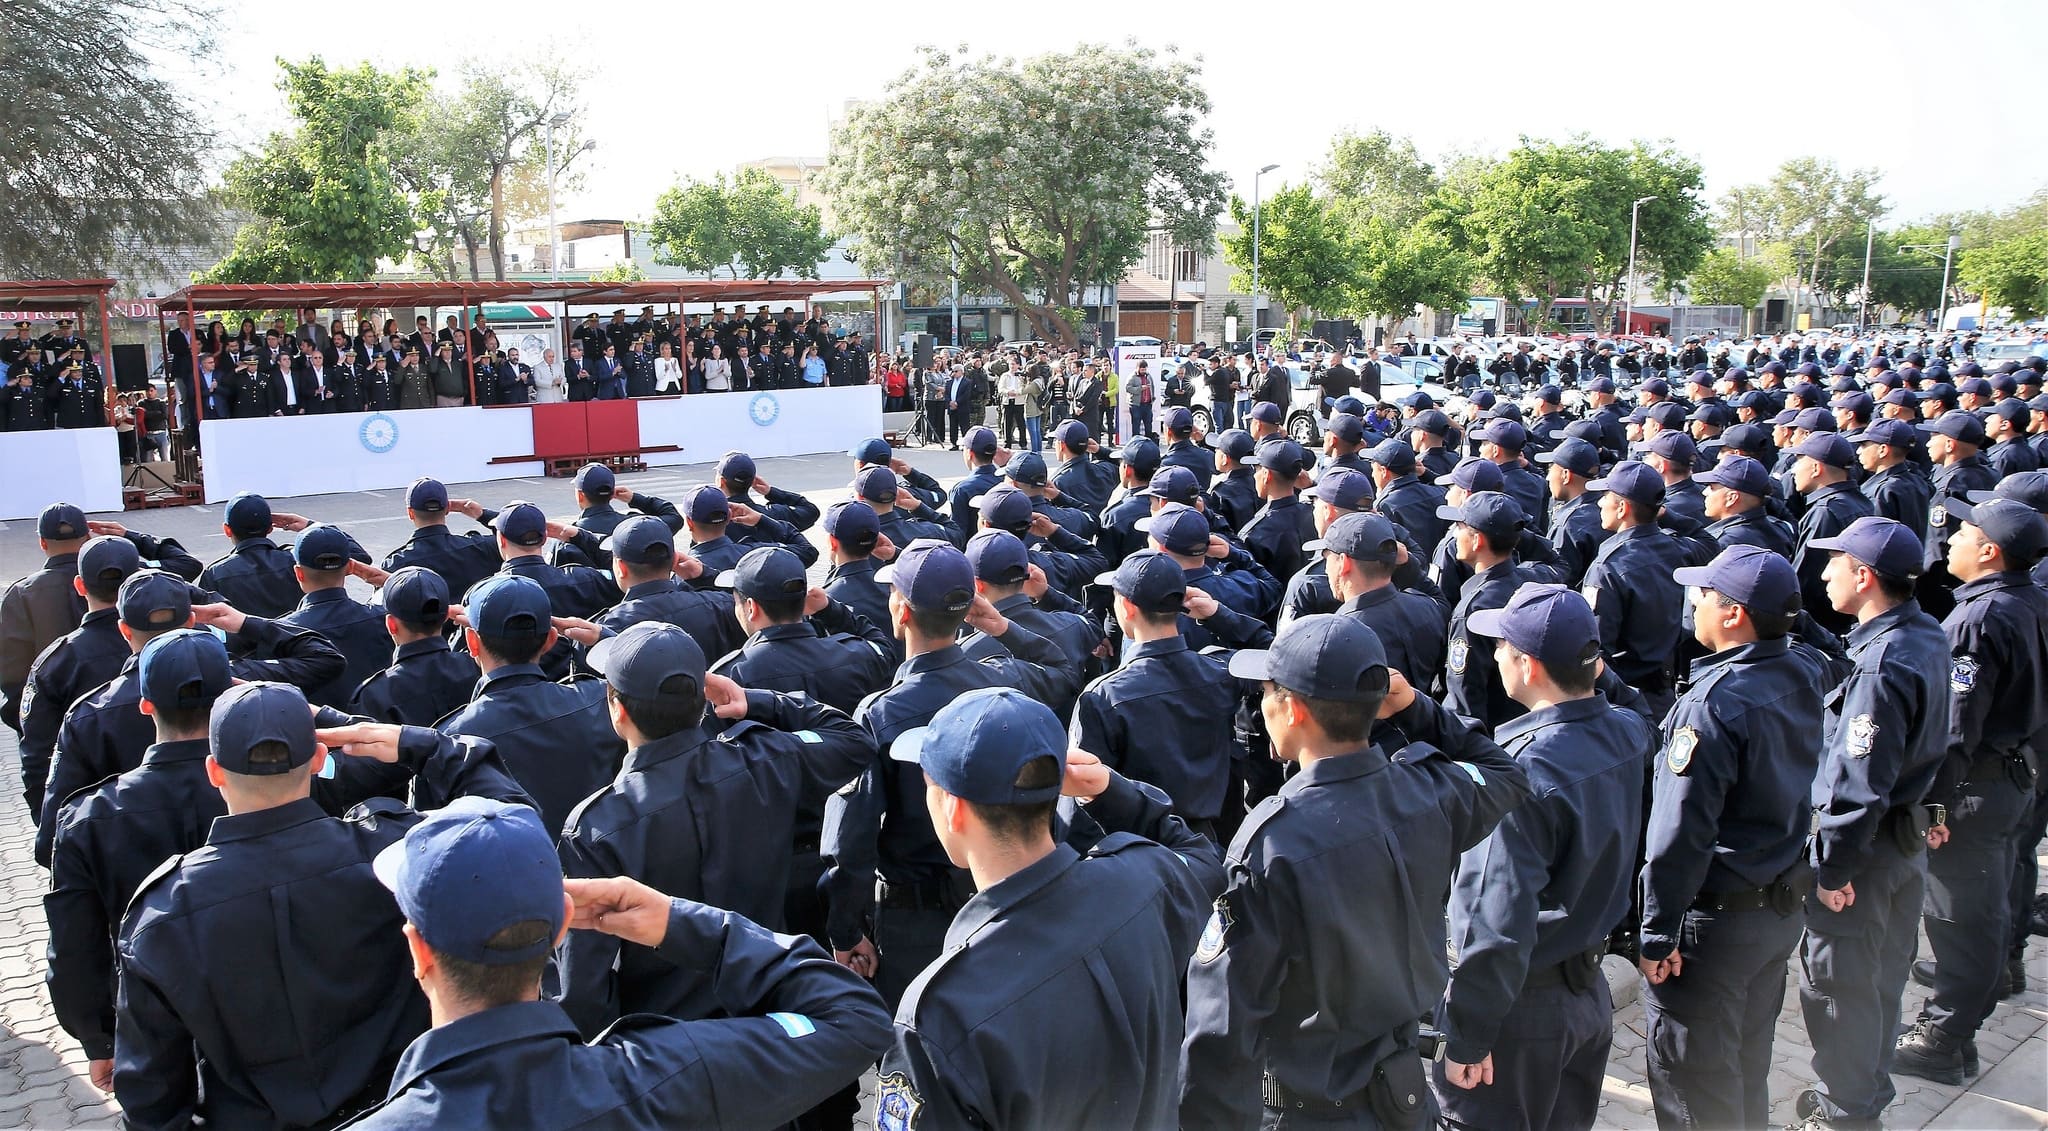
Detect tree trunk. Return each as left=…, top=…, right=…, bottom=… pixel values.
left=488, top=165, right=507, bottom=282
left=461, top=230, right=481, bottom=281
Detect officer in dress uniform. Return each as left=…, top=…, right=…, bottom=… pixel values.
left=113, top=683, right=529, bottom=1129
left=717, top=450, right=822, bottom=535
left=347, top=820, right=891, bottom=1129
left=1433, top=584, right=1652, bottom=1131
left=876, top=690, right=1222, bottom=1129
left=346, top=567, right=480, bottom=726
left=585, top=515, right=737, bottom=659
left=1918, top=410, right=2001, bottom=619
left=1367, top=439, right=1451, bottom=553
left=1793, top=517, right=1951, bottom=1129
left=1637, top=547, right=1827, bottom=1130
left=380, top=478, right=503, bottom=602
left=1790, top=433, right=1878, bottom=635
left=1181, top=616, right=1530, bottom=1127
left=1160, top=406, right=1217, bottom=489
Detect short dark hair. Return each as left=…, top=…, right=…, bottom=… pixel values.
left=81, top=570, right=127, bottom=603
left=619, top=554, right=676, bottom=584
left=907, top=605, right=968, bottom=641
left=1873, top=569, right=1916, bottom=604
left=1510, top=642, right=1600, bottom=695
left=609, top=676, right=704, bottom=740
left=477, top=630, right=549, bottom=667
left=149, top=700, right=212, bottom=737
left=961, top=755, right=1061, bottom=843
left=434, top=919, right=553, bottom=1008
left=1276, top=673, right=1389, bottom=744
left=1621, top=498, right=1658, bottom=526
left=1479, top=527, right=1519, bottom=556
left=749, top=593, right=806, bottom=625
left=1713, top=591, right=1797, bottom=640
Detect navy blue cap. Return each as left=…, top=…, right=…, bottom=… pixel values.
left=1868, top=355, right=1893, bottom=371
left=1808, top=515, right=1924, bottom=579
left=292, top=523, right=353, bottom=570
left=875, top=538, right=977, bottom=613
left=1473, top=418, right=1528, bottom=450
left=586, top=620, right=707, bottom=700
left=1922, top=383, right=1958, bottom=407
left=382, top=566, right=450, bottom=626
left=1095, top=549, right=1187, bottom=614
left=574, top=463, right=615, bottom=498
left=823, top=499, right=880, bottom=549
left=716, top=451, right=756, bottom=484
left=970, top=483, right=1033, bottom=532
left=1879, top=386, right=1919, bottom=407
left=1484, top=401, right=1525, bottom=423
left=1957, top=361, right=1985, bottom=378
left=1449, top=456, right=1505, bottom=494
left=1646, top=402, right=1689, bottom=431
left=1563, top=420, right=1604, bottom=445
left=964, top=426, right=999, bottom=457
left=1246, top=401, right=1282, bottom=425
left=1688, top=403, right=1732, bottom=427
left=1003, top=450, right=1049, bottom=486
left=78, top=535, right=141, bottom=592
left=854, top=465, right=899, bottom=504
left=685, top=485, right=730, bottom=525
left=1304, top=467, right=1373, bottom=511
left=1136, top=503, right=1211, bottom=557
left=117, top=569, right=198, bottom=632
left=1796, top=362, right=1824, bottom=378
left=1791, top=431, right=1856, bottom=469
left=1227, top=614, right=1388, bottom=703
left=1979, top=470, right=2048, bottom=513
left=1644, top=431, right=1699, bottom=465
left=1722, top=423, right=1771, bottom=453
left=224, top=492, right=272, bottom=536
left=888, top=688, right=1068, bottom=806
left=1697, top=455, right=1772, bottom=497
left=1143, top=466, right=1202, bottom=505
left=1402, top=390, right=1436, bottom=410
left=373, top=796, right=565, bottom=967
left=603, top=514, right=676, bottom=568
left=1326, top=413, right=1365, bottom=444
left=1467, top=389, right=1497, bottom=410
left=1729, top=391, right=1767, bottom=410
left=497, top=501, right=548, bottom=547
left=1585, top=377, right=1616, bottom=394
left=1586, top=460, right=1665, bottom=506
left=1307, top=511, right=1401, bottom=563
left=1943, top=497, right=2048, bottom=562
left=1409, top=409, right=1452, bottom=436
left=1790, top=407, right=1837, bottom=433
left=1365, top=438, right=1417, bottom=474
left=1723, top=366, right=1752, bottom=384
left=138, top=627, right=232, bottom=711
left=1921, top=410, right=1987, bottom=446
left=1760, top=360, right=1785, bottom=376
left=467, top=574, right=552, bottom=640
left=1437, top=490, right=1526, bottom=541
left=850, top=437, right=892, bottom=465
left=1832, top=390, right=1875, bottom=416
left=1116, top=436, right=1163, bottom=476
left=1847, top=419, right=1919, bottom=449
left=1641, top=377, right=1670, bottom=396
left=1991, top=373, right=2019, bottom=394
left=1206, top=429, right=1255, bottom=459
left=37, top=502, right=86, bottom=541
left=1787, top=383, right=1826, bottom=408
left=965, top=529, right=1031, bottom=585
left=1466, top=583, right=1599, bottom=670
left=1164, top=405, right=1195, bottom=433
left=209, top=681, right=317, bottom=775
left=1255, top=438, right=1309, bottom=476
left=407, top=477, right=448, bottom=513
left=1959, top=377, right=1994, bottom=398
left=1675, top=544, right=1802, bottom=616
left=1535, top=384, right=1563, bottom=405
left=1331, top=395, right=1368, bottom=418
left=1053, top=419, right=1092, bottom=450
left=716, top=545, right=808, bottom=599
left=1535, top=437, right=1600, bottom=477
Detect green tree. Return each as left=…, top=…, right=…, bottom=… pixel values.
left=589, top=259, right=646, bottom=283
left=1960, top=230, right=2048, bottom=321
left=0, top=0, right=218, bottom=277
left=1723, top=158, right=1887, bottom=313
left=444, top=62, right=582, bottom=280
left=1219, top=185, right=1356, bottom=338
left=1684, top=247, right=1774, bottom=310
left=204, top=59, right=430, bottom=282
left=648, top=168, right=834, bottom=278
left=1342, top=218, right=1473, bottom=326
left=819, top=44, right=1226, bottom=348
left=1317, top=130, right=1439, bottom=229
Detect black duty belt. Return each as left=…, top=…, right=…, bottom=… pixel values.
left=1262, top=1073, right=1369, bottom=1115
left=876, top=877, right=966, bottom=912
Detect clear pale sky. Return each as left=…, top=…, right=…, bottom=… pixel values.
left=181, top=0, right=2047, bottom=226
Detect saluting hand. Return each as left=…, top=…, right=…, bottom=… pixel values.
left=345, top=559, right=390, bottom=588
left=1061, top=750, right=1110, bottom=801
left=313, top=721, right=405, bottom=763
left=85, top=519, right=127, bottom=537
left=563, top=876, right=672, bottom=948
left=871, top=533, right=898, bottom=562
left=1377, top=669, right=1416, bottom=719
left=702, top=672, right=748, bottom=719
left=672, top=552, right=705, bottom=581
left=190, top=602, right=247, bottom=635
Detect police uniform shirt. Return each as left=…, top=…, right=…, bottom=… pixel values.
left=1938, top=572, right=2048, bottom=799
left=1639, top=636, right=1828, bottom=961
left=561, top=493, right=685, bottom=570
left=347, top=637, right=480, bottom=726
left=955, top=594, right=1100, bottom=717
left=1029, top=493, right=1096, bottom=542
left=114, top=730, right=529, bottom=1129
left=1549, top=493, right=1612, bottom=585
left=1986, top=437, right=2040, bottom=480
left=876, top=506, right=961, bottom=553
left=435, top=666, right=624, bottom=839
left=897, top=466, right=949, bottom=512
left=1163, top=439, right=1217, bottom=489
left=1095, top=492, right=1154, bottom=568
left=1051, top=456, right=1117, bottom=514
left=1444, top=560, right=1539, bottom=731
left=279, top=588, right=392, bottom=709
left=1376, top=475, right=1450, bottom=553
left=1209, top=468, right=1261, bottom=534
left=597, top=578, right=746, bottom=665
left=1071, top=636, right=1240, bottom=822
left=727, top=507, right=823, bottom=568
left=346, top=900, right=891, bottom=1131
left=555, top=690, right=874, bottom=1036
left=1708, top=511, right=1796, bottom=559
left=948, top=465, right=1002, bottom=535
left=203, top=533, right=367, bottom=621
left=1420, top=445, right=1460, bottom=484
left=17, top=608, right=127, bottom=818
left=489, top=556, right=620, bottom=678
left=883, top=775, right=1222, bottom=1129
left=736, top=484, right=823, bottom=534
left=685, top=536, right=747, bottom=589
left=1439, top=694, right=1652, bottom=1063
left=709, top=601, right=896, bottom=718
left=1336, top=586, right=1450, bottom=701
left=1, top=550, right=86, bottom=728
left=1499, top=464, right=1551, bottom=535
left=1925, top=457, right=2001, bottom=570
left=1180, top=695, right=1531, bottom=1126
left=381, top=524, right=502, bottom=601
left=1237, top=495, right=1315, bottom=588
left=1792, top=485, right=1877, bottom=631
left=1182, top=548, right=1283, bottom=630
left=1023, top=526, right=1108, bottom=604
left=1663, top=479, right=1708, bottom=529
left=1580, top=525, right=1692, bottom=695
left=1862, top=466, right=1933, bottom=541
left=823, top=560, right=897, bottom=662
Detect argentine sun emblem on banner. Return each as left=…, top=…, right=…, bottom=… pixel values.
left=359, top=413, right=399, bottom=453
left=748, top=392, right=781, bottom=428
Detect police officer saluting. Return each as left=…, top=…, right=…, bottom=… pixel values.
left=594, top=514, right=740, bottom=660
left=876, top=689, right=1222, bottom=1129
left=380, top=478, right=502, bottom=601
left=346, top=804, right=892, bottom=1128
left=17, top=535, right=142, bottom=819
left=200, top=493, right=368, bottom=620
left=483, top=501, right=618, bottom=679
left=1181, top=615, right=1529, bottom=1128
left=278, top=524, right=392, bottom=708
left=1638, top=546, right=1827, bottom=1130
left=1434, top=584, right=1652, bottom=1131
left=348, top=567, right=480, bottom=726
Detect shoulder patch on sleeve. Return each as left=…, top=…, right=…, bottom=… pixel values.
left=1195, top=898, right=1234, bottom=964
left=766, top=1011, right=816, bottom=1038
left=1949, top=655, right=1978, bottom=694
left=794, top=729, right=822, bottom=744
left=1666, top=725, right=1698, bottom=775
left=1447, top=636, right=1469, bottom=675
left=1845, top=713, right=1877, bottom=758
left=876, top=1072, right=923, bottom=1131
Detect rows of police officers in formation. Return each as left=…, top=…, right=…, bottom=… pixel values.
left=5, top=342, right=2048, bottom=1130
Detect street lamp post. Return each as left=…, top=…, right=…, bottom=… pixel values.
left=545, top=112, right=571, bottom=277
left=1623, top=195, right=1656, bottom=337
left=1251, top=163, right=1278, bottom=349
left=1901, top=232, right=1962, bottom=331
left=1859, top=223, right=1875, bottom=330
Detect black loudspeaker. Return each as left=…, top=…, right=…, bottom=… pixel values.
left=912, top=334, right=934, bottom=371
left=1481, top=318, right=1498, bottom=337
left=113, top=343, right=150, bottom=391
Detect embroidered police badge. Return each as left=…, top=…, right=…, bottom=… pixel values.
left=1846, top=713, right=1877, bottom=757
left=1949, top=655, right=1978, bottom=694
left=1195, top=901, right=1233, bottom=964
left=1448, top=638, right=1469, bottom=675
left=876, top=1072, right=922, bottom=1131
left=1666, top=726, right=1698, bottom=775
left=1929, top=502, right=1946, bottom=528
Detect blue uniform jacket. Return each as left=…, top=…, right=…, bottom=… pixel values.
left=18, top=608, right=128, bottom=819
left=597, top=577, right=746, bottom=663
left=1939, top=572, right=2048, bottom=800
left=1862, top=465, right=1932, bottom=542
left=1581, top=523, right=1693, bottom=693
left=1549, top=492, right=1611, bottom=585
left=1237, top=495, right=1315, bottom=585
left=949, top=464, right=1002, bottom=535
left=1071, top=636, right=1241, bottom=822
left=201, top=532, right=369, bottom=620
left=279, top=587, right=392, bottom=708
left=435, top=664, right=625, bottom=838
left=1377, top=474, right=1450, bottom=553
left=380, top=519, right=501, bottom=601
left=347, top=636, right=480, bottom=726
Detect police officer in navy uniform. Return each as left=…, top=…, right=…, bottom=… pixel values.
left=1849, top=420, right=1933, bottom=540
left=593, top=515, right=742, bottom=661
left=708, top=546, right=894, bottom=717
left=681, top=487, right=749, bottom=586
left=971, top=483, right=1105, bottom=605
left=347, top=568, right=480, bottom=726
left=555, top=621, right=876, bottom=1035
left=552, top=463, right=686, bottom=571
left=853, top=436, right=948, bottom=511
left=1206, top=429, right=1262, bottom=533
left=1434, top=584, right=1652, bottom=1131
left=113, top=682, right=529, bottom=1129
left=822, top=502, right=895, bottom=656
left=1537, top=438, right=1612, bottom=584
left=717, top=452, right=825, bottom=565
left=17, top=535, right=152, bottom=817
left=958, top=531, right=1102, bottom=708
left=1438, top=492, right=1550, bottom=732
left=37, top=571, right=345, bottom=864
left=858, top=466, right=963, bottom=550
left=1793, top=517, right=1951, bottom=1129
left=51, top=360, right=105, bottom=430
left=1893, top=498, right=2048, bottom=1084
left=877, top=690, right=1222, bottom=1129
left=278, top=524, right=392, bottom=708
left=821, top=540, right=1078, bottom=1008
left=1699, top=455, right=1795, bottom=558
left=1472, top=419, right=1549, bottom=534
left=1637, top=546, right=1827, bottom=1130
left=1236, top=438, right=1317, bottom=584
left=947, top=427, right=1006, bottom=533
left=1579, top=461, right=1693, bottom=720
left=1919, top=410, right=2002, bottom=618
left=1133, top=505, right=1278, bottom=650
left=1160, top=405, right=1216, bottom=489
left=1790, top=433, right=1877, bottom=635
left=1071, top=551, right=1241, bottom=837
left=433, top=575, right=624, bottom=840
left=481, top=502, right=618, bottom=680
left=346, top=819, right=890, bottom=1129
left=199, top=492, right=369, bottom=620
left=1049, top=420, right=1118, bottom=513
left=1181, top=616, right=1530, bottom=1127
left=1317, top=511, right=1450, bottom=695
left=1367, top=439, right=1451, bottom=553
left=381, top=478, right=503, bottom=601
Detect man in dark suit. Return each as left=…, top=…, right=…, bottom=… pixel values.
left=295, top=351, right=334, bottom=414
left=564, top=343, right=593, bottom=402
left=592, top=344, right=626, bottom=400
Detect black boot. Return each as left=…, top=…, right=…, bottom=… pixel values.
left=1893, top=1018, right=1969, bottom=1085
left=1910, top=958, right=1937, bottom=988
left=2005, top=954, right=2028, bottom=999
